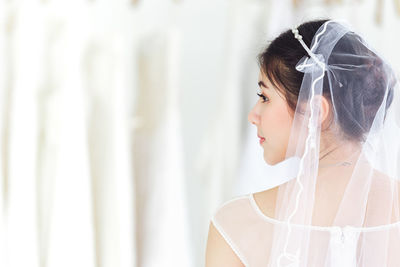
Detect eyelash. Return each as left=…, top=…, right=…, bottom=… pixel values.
left=257, top=92, right=269, bottom=103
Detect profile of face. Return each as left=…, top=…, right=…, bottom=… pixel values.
left=248, top=71, right=295, bottom=165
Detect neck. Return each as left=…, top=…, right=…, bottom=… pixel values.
left=318, top=140, right=362, bottom=171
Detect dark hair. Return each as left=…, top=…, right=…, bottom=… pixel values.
left=257, top=19, right=395, bottom=142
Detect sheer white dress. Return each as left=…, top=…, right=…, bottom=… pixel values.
left=211, top=192, right=400, bottom=267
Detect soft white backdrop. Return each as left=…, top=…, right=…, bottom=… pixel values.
left=0, top=0, right=399, bottom=267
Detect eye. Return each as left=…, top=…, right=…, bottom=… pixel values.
left=257, top=92, right=269, bottom=103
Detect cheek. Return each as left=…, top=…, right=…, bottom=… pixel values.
left=260, top=106, right=293, bottom=143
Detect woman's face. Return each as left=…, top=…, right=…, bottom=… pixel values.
left=248, top=71, right=294, bottom=165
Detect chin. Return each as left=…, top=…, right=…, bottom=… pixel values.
left=263, top=155, right=275, bottom=165
left=264, top=153, right=285, bottom=166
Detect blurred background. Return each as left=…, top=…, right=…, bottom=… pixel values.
left=0, top=0, right=399, bottom=266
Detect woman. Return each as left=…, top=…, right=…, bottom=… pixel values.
left=205, top=19, right=400, bottom=266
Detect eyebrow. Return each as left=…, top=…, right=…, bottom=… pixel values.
left=258, top=80, right=269, bottom=89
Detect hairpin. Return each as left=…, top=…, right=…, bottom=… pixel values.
left=292, top=27, right=303, bottom=40
left=291, top=24, right=326, bottom=70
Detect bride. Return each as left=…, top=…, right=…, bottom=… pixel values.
left=205, top=19, right=400, bottom=267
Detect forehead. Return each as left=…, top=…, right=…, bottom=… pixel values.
left=257, top=71, right=287, bottom=100
left=258, top=71, right=270, bottom=82
left=258, top=71, right=271, bottom=87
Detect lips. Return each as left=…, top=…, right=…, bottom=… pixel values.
left=258, top=133, right=265, bottom=144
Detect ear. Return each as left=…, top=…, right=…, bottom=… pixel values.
left=295, top=96, right=331, bottom=122
left=318, top=95, right=332, bottom=130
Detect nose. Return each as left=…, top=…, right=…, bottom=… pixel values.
left=248, top=107, right=259, bottom=126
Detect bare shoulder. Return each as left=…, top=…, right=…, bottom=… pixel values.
left=252, top=186, right=279, bottom=219
left=205, top=220, right=245, bottom=267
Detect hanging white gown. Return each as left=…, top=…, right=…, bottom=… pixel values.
left=132, top=4, right=193, bottom=265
